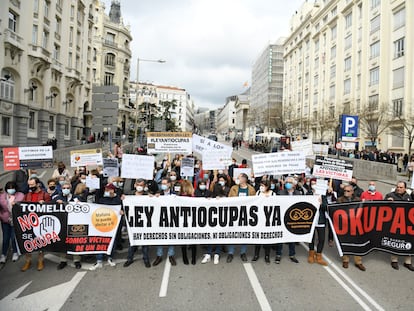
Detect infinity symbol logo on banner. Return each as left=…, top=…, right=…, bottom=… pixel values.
left=289, top=208, right=314, bottom=221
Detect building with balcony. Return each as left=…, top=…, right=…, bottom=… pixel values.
left=0, top=0, right=94, bottom=148
left=283, top=0, right=413, bottom=151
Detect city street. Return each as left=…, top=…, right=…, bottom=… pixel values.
left=0, top=145, right=413, bottom=311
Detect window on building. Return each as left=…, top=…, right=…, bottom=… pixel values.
left=314, top=57, right=319, bottom=70
left=55, top=16, right=61, bottom=35
left=331, top=45, right=336, bottom=59
left=344, top=34, right=352, bottom=50
left=329, top=106, right=335, bottom=118
left=64, top=119, right=70, bottom=136
left=32, top=25, right=38, bottom=45
left=1, top=116, right=11, bottom=136
left=44, top=0, right=50, bottom=18
left=69, top=27, right=73, bottom=44
left=392, top=127, right=404, bottom=147
left=42, top=30, right=49, bottom=48
left=70, top=5, right=75, bottom=20
left=314, top=39, right=319, bottom=53
left=394, top=37, right=404, bottom=58
left=313, top=74, right=318, bottom=87
left=53, top=44, right=60, bottom=60
left=0, top=71, right=14, bottom=101
left=357, top=74, right=361, bottom=90
left=393, top=98, right=403, bottom=117
left=331, top=25, right=337, bottom=40
left=330, top=64, right=336, bottom=79
left=370, top=15, right=380, bottom=33
left=345, top=12, right=352, bottom=29
left=104, top=72, right=114, bottom=85
left=368, top=94, right=379, bottom=110
left=370, top=41, right=380, bottom=59
left=68, top=52, right=72, bottom=67
left=105, top=33, right=115, bottom=45
left=344, top=56, right=351, bottom=71
left=371, top=0, right=381, bottom=9
left=393, top=8, right=405, bottom=30
left=8, top=11, right=17, bottom=32
left=393, top=67, right=404, bottom=89
left=329, top=85, right=335, bottom=99
left=34, top=0, right=39, bottom=13
left=105, top=53, right=115, bottom=66
left=344, top=79, right=351, bottom=94
left=29, top=111, right=36, bottom=130
left=49, top=115, right=54, bottom=132
left=313, top=92, right=318, bottom=105
left=369, top=67, right=379, bottom=85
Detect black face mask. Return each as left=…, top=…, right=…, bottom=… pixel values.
left=58, top=168, right=64, bottom=174
left=29, top=186, right=37, bottom=192
left=49, top=186, right=56, bottom=191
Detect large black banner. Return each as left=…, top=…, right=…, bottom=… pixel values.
left=12, top=202, right=121, bottom=255
left=328, top=201, right=414, bottom=256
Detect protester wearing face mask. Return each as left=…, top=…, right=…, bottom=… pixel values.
left=252, top=180, right=276, bottom=264
left=47, top=179, right=60, bottom=202
left=124, top=179, right=151, bottom=268
left=90, top=183, right=123, bottom=271
left=212, top=175, right=231, bottom=198
left=54, top=182, right=73, bottom=204
left=360, top=181, right=383, bottom=201
left=194, top=180, right=212, bottom=198
left=153, top=178, right=176, bottom=266
left=0, top=181, right=24, bottom=264
left=275, top=176, right=302, bottom=264
left=21, top=177, right=51, bottom=272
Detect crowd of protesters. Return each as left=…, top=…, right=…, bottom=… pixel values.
left=1, top=145, right=414, bottom=273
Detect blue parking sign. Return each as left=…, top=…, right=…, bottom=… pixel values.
left=341, top=115, right=358, bottom=141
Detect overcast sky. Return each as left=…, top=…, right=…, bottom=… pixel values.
left=102, top=0, right=305, bottom=109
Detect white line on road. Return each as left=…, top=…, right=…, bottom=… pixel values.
left=243, top=263, right=272, bottom=311
left=300, top=243, right=384, bottom=311
left=159, top=259, right=172, bottom=297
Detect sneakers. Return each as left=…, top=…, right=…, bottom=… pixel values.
left=12, top=253, right=19, bottom=262
left=0, top=254, right=6, bottom=264
left=201, top=254, right=211, bottom=264
left=89, top=261, right=103, bottom=271
left=107, top=258, right=116, bottom=267
left=213, top=254, right=220, bottom=265
left=275, top=255, right=281, bottom=264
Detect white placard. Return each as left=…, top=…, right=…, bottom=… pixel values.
left=70, top=149, right=103, bottom=167
left=18, top=146, right=53, bottom=160
left=192, top=134, right=233, bottom=155
left=312, top=144, right=329, bottom=155
left=233, top=168, right=252, bottom=179
left=291, top=139, right=313, bottom=156
left=314, top=179, right=328, bottom=195
left=202, top=150, right=233, bottom=170
left=103, top=158, right=119, bottom=178
left=341, top=141, right=356, bottom=150
left=146, top=132, right=192, bottom=154
left=181, top=157, right=195, bottom=177
left=252, top=151, right=306, bottom=177
left=313, top=156, right=353, bottom=181
left=86, top=176, right=101, bottom=189
left=120, top=154, right=155, bottom=180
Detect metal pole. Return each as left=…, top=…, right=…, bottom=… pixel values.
left=134, top=58, right=140, bottom=146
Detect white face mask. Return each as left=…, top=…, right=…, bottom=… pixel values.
left=259, top=186, right=266, bottom=192
left=199, top=185, right=206, bottom=190
left=144, top=186, right=149, bottom=192
left=170, top=176, right=177, bottom=181
left=80, top=179, right=86, bottom=184
left=136, top=186, right=144, bottom=192
left=235, top=179, right=240, bottom=185
left=218, top=170, right=224, bottom=174
left=219, top=181, right=225, bottom=186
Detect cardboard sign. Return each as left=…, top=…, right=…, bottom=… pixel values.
left=313, top=156, right=353, bottom=181
left=103, top=158, right=119, bottom=178
left=202, top=150, right=233, bottom=170
left=192, top=134, right=232, bottom=155
left=291, top=139, right=313, bottom=156
left=252, top=152, right=306, bottom=177
left=70, top=149, right=103, bottom=167
left=3, top=146, right=53, bottom=170
left=181, top=157, right=195, bottom=177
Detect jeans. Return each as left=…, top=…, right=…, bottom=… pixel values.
left=127, top=245, right=149, bottom=262
left=275, top=243, right=295, bottom=257
left=206, top=245, right=222, bottom=255
left=309, top=227, right=326, bottom=253
left=156, top=246, right=175, bottom=257
left=228, top=245, right=247, bottom=255
left=1, top=223, right=17, bottom=255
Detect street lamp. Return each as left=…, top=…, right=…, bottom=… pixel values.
left=134, top=58, right=166, bottom=146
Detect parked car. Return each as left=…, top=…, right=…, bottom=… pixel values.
left=208, top=134, right=218, bottom=141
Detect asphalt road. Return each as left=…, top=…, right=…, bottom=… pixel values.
left=0, top=146, right=413, bottom=310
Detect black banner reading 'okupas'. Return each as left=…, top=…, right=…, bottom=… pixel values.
left=12, top=202, right=121, bottom=255
left=327, top=201, right=414, bottom=256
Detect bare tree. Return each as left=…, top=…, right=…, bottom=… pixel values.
left=358, top=102, right=390, bottom=149
left=389, top=104, right=414, bottom=155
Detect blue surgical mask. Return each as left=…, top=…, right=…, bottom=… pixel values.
left=161, top=184, right=168, bottom=191
left=7, top=189, right=16, bottom=195
left=204, top=173, right=209, bottom=180
left=270, top=184, right=275, bottom=190
left=59, top=180, right=65, bottom=185
left=199, top=185, right=206, bottom=190
left=368, top=185, right=376, bottom=192
left=285, top=183, right=292, bottom=190
left=104, top=191, right=111, bottom=197
left=62, top=189, right=71, bottom=196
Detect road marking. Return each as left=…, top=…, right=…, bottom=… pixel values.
left=159, top=259, right=171, bottom=297
left=243, top=263, right=272, bottom=311
left=1, top=272, right=86, bottom=311
left=300, top=243, right=384, bottom=311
